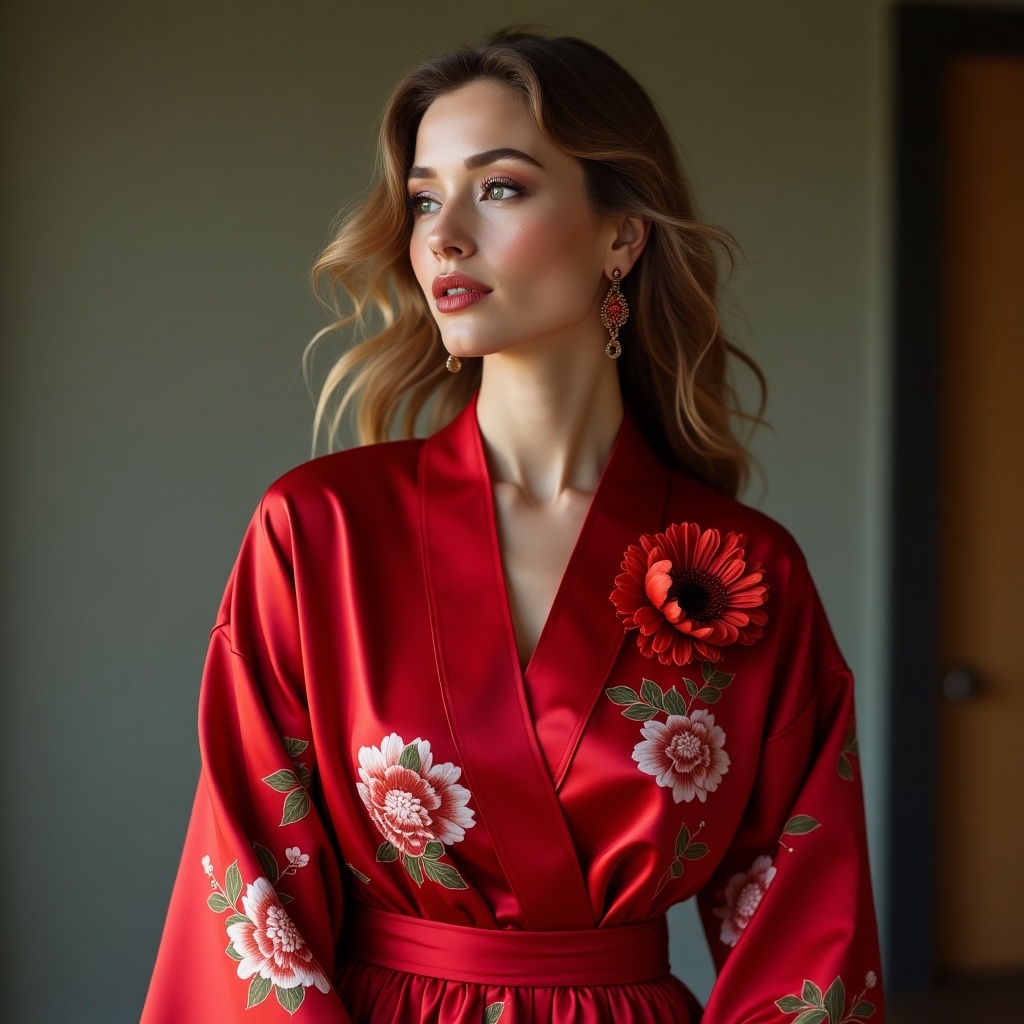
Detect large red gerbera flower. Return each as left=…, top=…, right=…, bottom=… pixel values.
left=610, top=522, right=768, bottom=666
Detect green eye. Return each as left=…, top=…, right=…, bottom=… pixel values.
left=406, top=195, right=440, bottom=215
left=481, top=177, right=524, bottom=202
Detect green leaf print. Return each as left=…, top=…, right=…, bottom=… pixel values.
left=684, top=677, right=699, bottom=698
left=404, top=854, right=424, bottom=886
left=423, top=841, right=444, bottom=860
left=850, top=999, right=877, bottom=1017
left=785, top=815, right=822, bottom=836
left=423, top=858, right=469, bottom=889
left=622, top=704, right=659, bottom=721
left=641, top=678, right=666, bottom=709
left=276, top=984, right=305, bottom=1015
left=674, top=824, right=691, bottom=856
left=207, top=893, right=231, bottom=913
left=606, top=685, right=641, bottom=705
left=262, top=769, right=301, bottom=793
left=283, top=737, right=308, bottom=758
left=224, top=943, right=243, bottom=961
left=376, top=841, right=399, bottom=863
left=281, top=787, right=310, bottom=826
left=399, top=742, right=422, bottom=772
left=682, top=842, right=709, bottom=860
left=253, top=842, right=280, bottom=885
left=801, top=980, right=824, bottom=1006
left=224, top=913, right=250, bottom=927
left=701, top=662, right=735, bottom=688
left=776, top=996, right=808, bottom=1013
left=663, top=687, right=687, bottom=716
left=791, top=1011, right=828, bottom=1024
left=824, top=976, right=845, bottom=1022
left=247, top=976, right=272, bottom=1008
left=225, top=861, right=242, bottom=905
left=483, top=1002, right=505, bottom=1023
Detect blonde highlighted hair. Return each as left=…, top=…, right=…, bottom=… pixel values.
left=308, top=28, right=765, bottom=497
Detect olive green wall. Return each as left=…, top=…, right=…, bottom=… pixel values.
left=1, top=1, right=898, bottom=1019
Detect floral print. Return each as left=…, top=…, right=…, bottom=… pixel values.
left=228, top=878, right=330, bottom=995
left=357, top=733, right=476, bottom=889
left=203, top=849, right=328, bottom=1016
left=261, top=737, right=314, bottom=825
left=776, top=972, right=879, bottom=1021
left=610, top=522, right=768, bottom=666
left=713, top=854, right=777, bottom=946
left=633, top=709, right=730, bottom=803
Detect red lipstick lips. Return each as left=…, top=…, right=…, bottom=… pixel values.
left=432, top=273, right=491, bottom=313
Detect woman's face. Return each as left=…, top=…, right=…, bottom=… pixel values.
left=407, top=78, right=618, bottom=360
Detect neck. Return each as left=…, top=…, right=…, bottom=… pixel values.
left=475, top=340, right=624, bottom=503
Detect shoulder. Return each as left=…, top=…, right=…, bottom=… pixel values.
left=254, top=437, right=425, bottom=532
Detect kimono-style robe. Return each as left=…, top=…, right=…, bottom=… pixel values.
left=142, top=394, right=884, bottom=1024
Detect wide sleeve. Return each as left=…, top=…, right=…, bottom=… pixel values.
left=141, top=494, right=352, bottom=1023
left=696, top=562, right=885, bottom=1024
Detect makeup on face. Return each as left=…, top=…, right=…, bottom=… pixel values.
left=406, top=79, right=614, bottom=360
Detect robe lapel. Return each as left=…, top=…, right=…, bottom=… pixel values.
left=523, top=412, right=669, bottom=790
left=420, top=396, right=595, bottom=929
left=420, top=395, right=669, bottom=929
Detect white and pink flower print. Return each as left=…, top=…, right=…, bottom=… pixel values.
left=714, top=854, right=777, bottom=946
left=632, top=709, right=730, bottom=803
left=357, top=733, right=475, bottom=858
left=227, top=877, right=330, bottom=993
left=202, top=848, right=328, bottom=1015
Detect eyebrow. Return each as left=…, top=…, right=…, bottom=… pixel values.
left=407, top=147, right=544, bottom=180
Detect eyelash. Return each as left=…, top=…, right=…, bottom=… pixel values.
left=405, top=176, right=527, bottom=215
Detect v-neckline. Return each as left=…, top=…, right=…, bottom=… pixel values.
left=478, top=413, right=619, bottom=686
left=419, top=393, right=668, bottom=927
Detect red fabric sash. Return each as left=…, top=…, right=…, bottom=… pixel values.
left=342, top=905, right=670, bottom=987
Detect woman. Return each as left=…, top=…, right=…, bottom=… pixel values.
left=142, top=29, right=884, bottom=1024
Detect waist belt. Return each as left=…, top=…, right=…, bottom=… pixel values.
left=342, top=905, right=670, bottom=987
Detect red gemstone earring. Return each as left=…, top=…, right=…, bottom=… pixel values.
left=600, top=269, right=629, bottom=359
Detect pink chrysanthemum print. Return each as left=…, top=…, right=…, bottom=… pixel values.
left=611, top=522, right=768, bottom=666
left=226, top=877, right=330, bottom=993
left=632, top=709, right=730, bottom=803
left=356, top=733, right=476, bottom=858
left=713, top=854, right=777, bottom=946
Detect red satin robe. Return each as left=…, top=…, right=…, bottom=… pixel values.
left=142, top=394, right=884, bottom=1023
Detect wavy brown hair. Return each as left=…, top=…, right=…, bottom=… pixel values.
left=308, top=28, right=765, bottom=496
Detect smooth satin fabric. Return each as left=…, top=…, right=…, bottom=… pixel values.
left=141, top=394, right=885, bottom=1023
left=342, top=906, right=670, bottom=985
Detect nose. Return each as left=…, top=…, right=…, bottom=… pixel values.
left=426, top=198, right=476, bottom=260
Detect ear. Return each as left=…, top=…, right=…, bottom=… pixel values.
left=605, top=214, right=651, bottom=279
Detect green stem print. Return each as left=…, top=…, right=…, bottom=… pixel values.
left=837, top=724, right=859, bottom=781
left=202, top=849, right=329, bottom=1015
left=777, top=815, right=821, bottom=855
left=776, top=972, right=879, bottom=1022
left=606, top=662, right=735, bottom=721
left=261, top=736, right=313, bottom=826
left=653, top=820, right=709, bottom=897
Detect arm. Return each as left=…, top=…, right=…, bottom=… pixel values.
left=141, top=495, right=352, bottom=1023
left=697, top=588, right=885, bottom=1024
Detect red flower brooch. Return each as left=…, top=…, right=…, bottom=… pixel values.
left=610, top=522, right=768, bottom=666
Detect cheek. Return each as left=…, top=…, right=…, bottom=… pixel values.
left=490, top=213, right=599, bottom=283
left=408, top=229, right=432, bottom=293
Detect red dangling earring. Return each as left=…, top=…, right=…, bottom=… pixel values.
left=600, top=269, right=629, bottom=359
